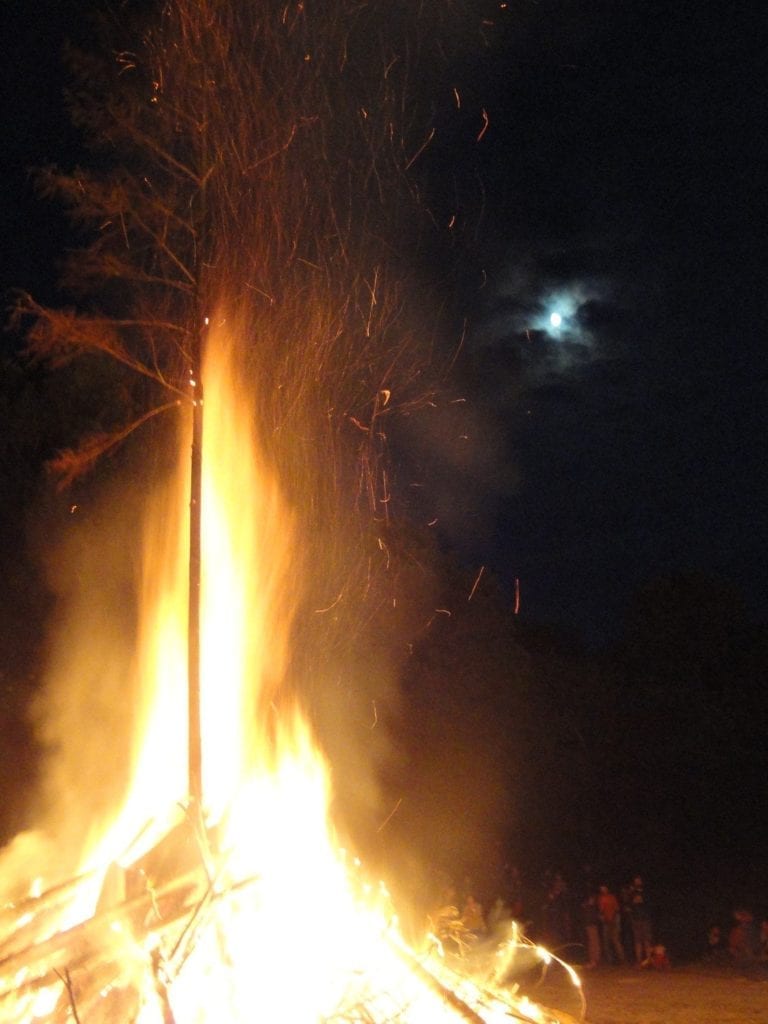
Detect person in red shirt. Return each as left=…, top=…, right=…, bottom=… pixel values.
left=598, top=884, right=626, bottom=964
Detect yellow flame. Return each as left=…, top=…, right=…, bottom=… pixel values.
left=129, top=314, right=474, bottom=1019
left=1, top=314, right=580, bottom=1024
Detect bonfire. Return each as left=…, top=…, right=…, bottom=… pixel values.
left=2, top=4, right=583, bottom=1021
left=0, top=330, right=583, bottom=1024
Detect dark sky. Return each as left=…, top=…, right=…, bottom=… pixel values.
left=412, top=1, right=768, bottom=645
left=2, top=1, right=766, bottom=649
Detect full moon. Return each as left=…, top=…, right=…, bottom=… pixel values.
left=549, top=311, right=562, bottom=328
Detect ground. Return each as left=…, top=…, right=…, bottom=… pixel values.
left=576, top=964, right=768, bottom=1024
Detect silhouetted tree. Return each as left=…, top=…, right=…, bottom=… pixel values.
left=9, top=1, right=496, bottom=813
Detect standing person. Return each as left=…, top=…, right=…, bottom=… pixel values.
left=619, top=882, right=636, bottom=962
left=502, top=862, right=525, bottom=921
left=597, top=884, right=625, bottom=964
left=581, top=890, right=602, bottom=968
left=628, top=876, right=653, bottom=965
left=462, top=893, right=487, bottom=939
left=541, top=872, right=569, bottom=949
left=728, top=908, right=757, bottom=961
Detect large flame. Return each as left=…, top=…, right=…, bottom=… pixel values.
left=0, top=315, right=580, bottom=1023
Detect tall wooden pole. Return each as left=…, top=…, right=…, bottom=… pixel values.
left=189, top=8, right=211, bottom=810
left=187, top=326, right=204, bottom=807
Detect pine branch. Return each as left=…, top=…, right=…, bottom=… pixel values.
left=128, top=207, right=197, bottom=287
left=35, top=166, right=133, bottom=224
left=60, top=250, right=194, bottom=297
left=47, top=400, right=181, bottom=489
left=35, top=168, right=197, bottom=290
left=10, top=293, right=189, bottom=394
left=110, top=108, right=205, bottom=186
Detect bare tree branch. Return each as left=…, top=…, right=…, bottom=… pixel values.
left=47, top=400, right=181, bottom=489
left=10, top=294, right=189, bottom=394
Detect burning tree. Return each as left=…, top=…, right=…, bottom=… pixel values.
left=3, top=2, right=584, bottom=1022
left=11, top=0, right=470, bottom=808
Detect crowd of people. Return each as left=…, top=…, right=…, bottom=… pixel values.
left=428, top=865, right=768, bottom=970
left=705, top=909, right=768, bottom=965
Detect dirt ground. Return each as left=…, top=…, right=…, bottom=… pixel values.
left=575, top=964, right=768, bottom=1024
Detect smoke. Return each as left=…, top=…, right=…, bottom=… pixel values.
left=0, top=456, right=164, bottom=892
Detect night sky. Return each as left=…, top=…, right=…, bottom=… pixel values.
left=418, top=1, right=768, bottom=646
left=1, top=0, right=767, bottom=951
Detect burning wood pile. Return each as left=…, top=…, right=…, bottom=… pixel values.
left=0, top=804, right=582, bottom=1024
left=0, top=327, right=585, bottom=1024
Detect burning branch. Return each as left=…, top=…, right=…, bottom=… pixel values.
left=52, top=969, right=81, bottom=1024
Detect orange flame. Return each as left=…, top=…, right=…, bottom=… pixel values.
left=0, top=314, right=581, bottom=1024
